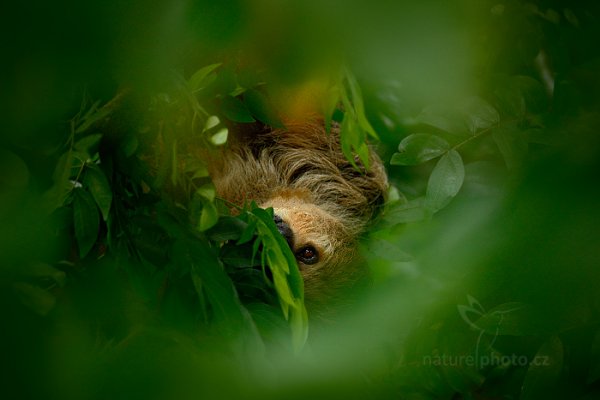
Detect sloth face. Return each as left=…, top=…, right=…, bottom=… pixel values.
left=262, top=191, right=350, bottom=269
left=260, top=191, right=363, bottom=311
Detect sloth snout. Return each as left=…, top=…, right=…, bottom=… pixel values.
left=273, top=214, right=295, bottom=249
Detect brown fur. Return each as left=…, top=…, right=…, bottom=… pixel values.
left=208, top=118, right=388, bottom=315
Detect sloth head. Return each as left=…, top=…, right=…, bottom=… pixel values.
left=261, top=189, right=368, bottom=314
left=210, top=118, right=388, bottom=315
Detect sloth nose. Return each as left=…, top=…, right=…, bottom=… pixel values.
left=273, top=214, right=294, bottom=249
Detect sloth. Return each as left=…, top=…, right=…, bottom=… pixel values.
left=207, top=117, right=388, bottom=315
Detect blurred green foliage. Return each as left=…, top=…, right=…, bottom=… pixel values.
left=2, top=0, right=600, bottom=399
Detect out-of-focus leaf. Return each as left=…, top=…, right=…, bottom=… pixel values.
left=492, top=123, right=528, bottom=170
left=0, top=149, right=29, bottom=209
left=13, top=282, right=57, bottom=316
left=494, top=75, right=548, bottom=117
left=425, top=150, right=464, bottom=212
left=587, top=329, right=600, bottom=384
left=22, top=263, right=67, bottom=288
left=323, top=86, right=340, bottom=133
left=204, top=115, right=220, bottom=131
left=122, top=134, right=139, bottom=157
left=84, top=165, right=112, bottom=221
left=222, top=95, right=255, bottom=123
left=188, top=63, right=221, bottom=91
left=417, top=104, right=466, bottom=135
left=390, top=134, right=450, bottom=165
left=210, top=128, right=229, bottom=146
left=381, top=197, right=430, bottom=226
left=196, top=183, right=216, bottom=202
left=42, top=151, right=73, bottom=212
left=520, top=336, right=564, bottom=400
left=75, top=102, right=111, bottom=134
left=73, top=188, right=99, bottom=258
left=198, top=198, right=218, bottom=231
left=461, top=96, right=500, bottom=134
left=345, top=68, right=378, bottom=139
left=245, top=89, right=284, bottom=128
left=364, top=239, right=413, bottom=262
left=74, top=134, right=102, bottom=157
left=473, top=302, right=539, bottom=336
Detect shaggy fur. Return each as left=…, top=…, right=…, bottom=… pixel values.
left=208, top=118, right=388, bottom=314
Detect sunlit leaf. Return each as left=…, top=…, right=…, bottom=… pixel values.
left=204, top=115, right=220, bottom=131
left=210, top=128, right=229, bottom=146
left=390, top=134, right=450, bottom=165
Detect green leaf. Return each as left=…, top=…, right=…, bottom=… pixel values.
left=74, top=134, right=103, bottom=157
left=41, top=151, right=74, bottom=213
left=23, top=263, right=67, bottom=288
left=363, top=239, right=413, bottom=262
left=461, top=96, right=499, bottom=134
left=340, top=114, right=363, bottom=170
left=210, top=128, right=229, bottom=146
left=177, top=236, right=263, bottom=352
left=196, top=182, right=216, bottom=202
left=250, top=207, right=307, bottom=350
left=75, top=103, right=111, bottom=134
left=207, top=217, right=248, bottom=242
left=382, top=197, right=431, bottom=226
left=425, top=150, right=465, bottom=212
left=198, top=198, right=219, bottom=231
left=13, top=282, right=57, bottom=316
left=204, top=115, right=220, bottom=131
left=492, top=123, right=528, bottom=170
left=520, top=336, right=564, bottom=400
left=73, top=188, right=99, bottom=258
left=122, top=134, right=139, bottom=157
left=244, top=89, right=284, bottom=128
left=417, top=104, right=466, bottom=135
left=222, top=96, right=255, bottom=123
left=237, top=218, right=258, bottom=245
left=188, top=63, right=221, bottom=91
left=390, top=134, right=450, bottom=166
left=323, top=86, right=340, bottom=133
left=83, top=165, right=112, bottom=221
left=344, top=69, right=378, bottom=139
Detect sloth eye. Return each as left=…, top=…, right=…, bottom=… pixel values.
left=295, top=246, right=319, bottom=265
